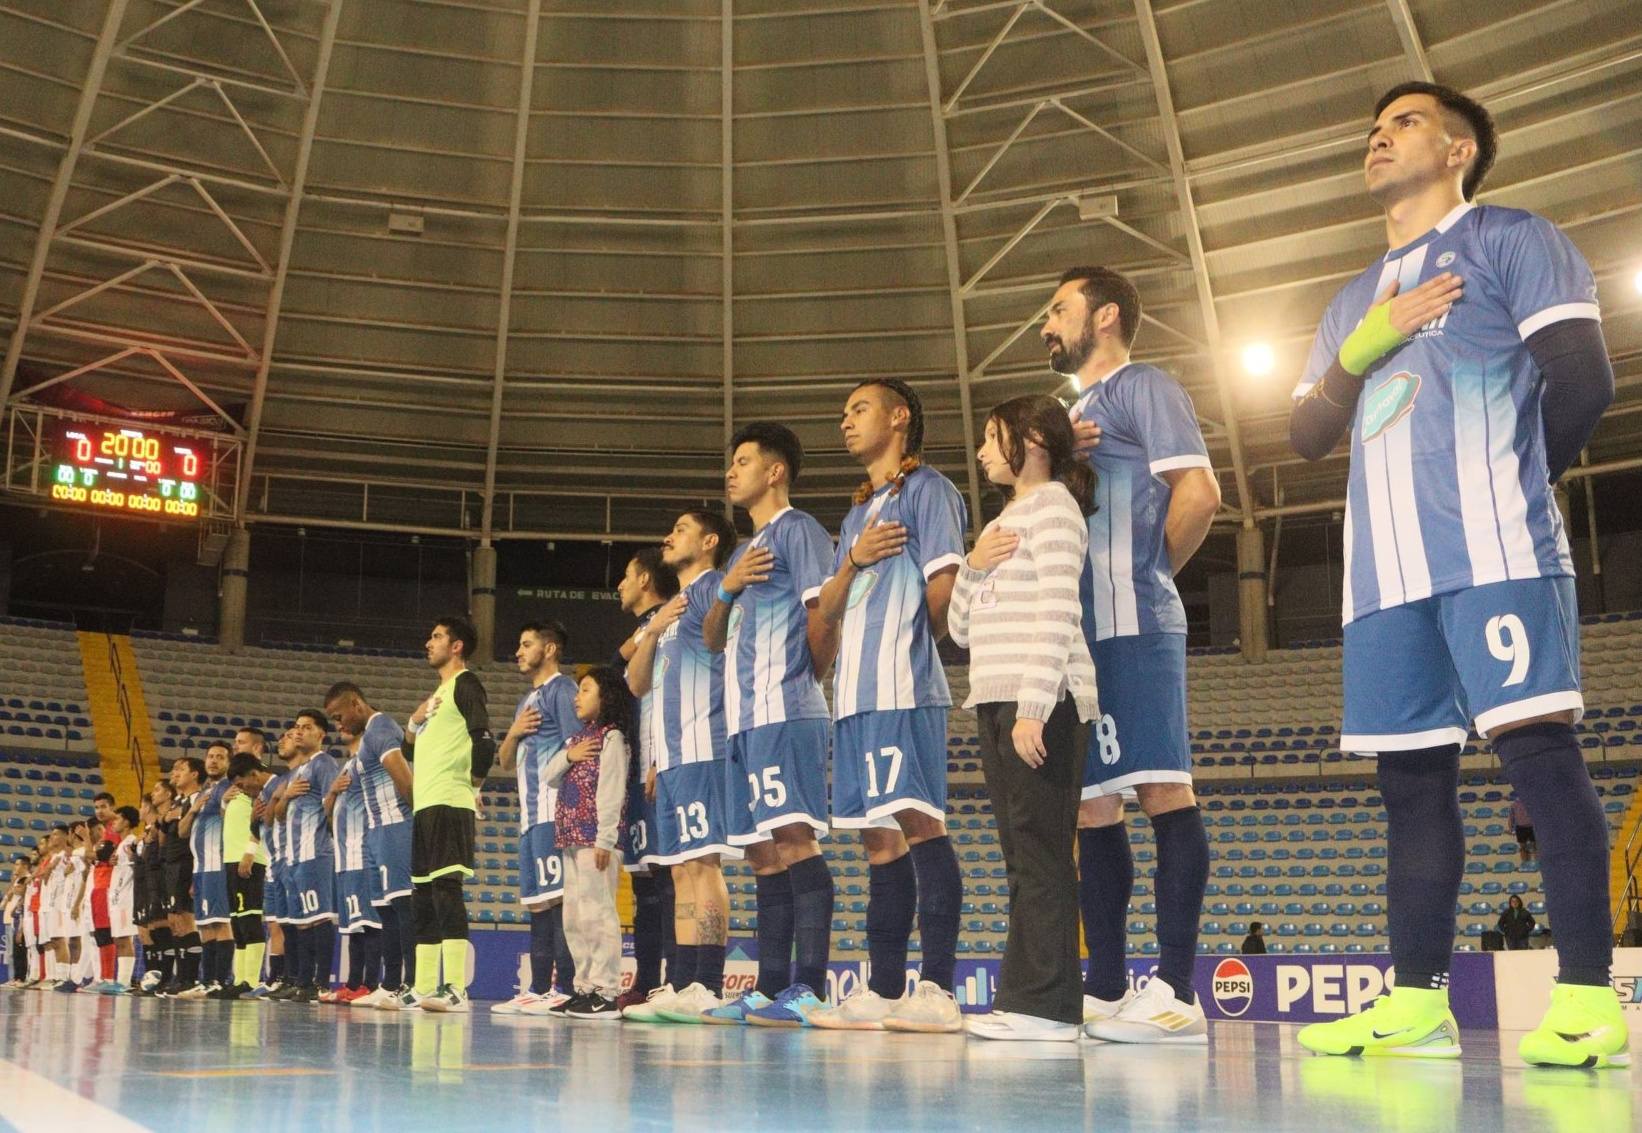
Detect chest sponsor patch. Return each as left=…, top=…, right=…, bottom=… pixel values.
left=1360, top=370, right=1421, bottom=441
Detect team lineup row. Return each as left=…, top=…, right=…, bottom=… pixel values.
left=2, top=79, right=1631, bottom=1069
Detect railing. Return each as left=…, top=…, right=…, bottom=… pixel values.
left=105, top=632, right=145, bottom=793
left=1621, top=811, right=1642, bottom=945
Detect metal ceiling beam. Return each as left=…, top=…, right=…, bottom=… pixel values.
left=233, top=0, right=343, bottom=522
left=1384, top=0, right=1434, bottom=82
left=720, top=0, right=735, bottom=507
left=919, top=0, right=984, bottom=529
left=478, top=0, right=542, bottom=542
left=0, top=0, right=129, bottom=411
left=1131, top=0, right=1254, bottom=524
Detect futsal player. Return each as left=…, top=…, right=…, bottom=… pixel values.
left=624, top=511, right=740, bottom=1022
left=247, top=729, right=296, bottom=998
left=233, top=726, right=283, bottom=987
left=1042, top=266, right=1221, bottom=1042
left=178, top=741, right=235, bottom=997
left=613, top=547, right=679, bottom=1011
left=270, top=710, right=340, bottom=1004
left=159, top=757, right=206, bottom=996
left=494, top=622, right=580, bottom=1014
left=323, top=733, right=382, bottom=1004
left=99, top=805, right=140, bottom=993
left=222, top=752, right=271, bottom=998
left=701, top=423, right=837, bottom=1026
left=404, top=616, right=495, bottom=1013
left=1289, top=83, right=1621, bottom=1068
left=134, top=790, right=173, bottom=994
left=324, top=684, right=416, bottom=1008
left=808, top=378, right=968, bottom=1034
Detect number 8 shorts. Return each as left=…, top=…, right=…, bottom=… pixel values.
left=1341, top=576, right=1582, bottom=753
left=1082, top=632, right=1192, bottom=799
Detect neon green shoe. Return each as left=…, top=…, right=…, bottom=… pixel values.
left=1296, top=986, right=1461, bottom=1059
left=1519, top=983, right=1630, bottom=1069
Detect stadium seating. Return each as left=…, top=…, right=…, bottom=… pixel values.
left=0, top=617, right=95, bottom=752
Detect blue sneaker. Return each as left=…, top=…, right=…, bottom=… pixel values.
left=746, top=984, right=824, bottom=1029
left=702, top=990, right=772, bottom=1025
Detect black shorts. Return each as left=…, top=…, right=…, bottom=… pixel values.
left=227, top=863, right=266, bottom=918
left=1515, top=825, right=1536, bottom=845
left=163, top=862, right=192, bottom=913
left=412, top=806, right=475, bottom=884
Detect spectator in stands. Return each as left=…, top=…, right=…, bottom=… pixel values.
left=951, top=394, right=1099, bottom=1043
left=1498, top=896, right=1536, bottom=951
left=1241, top=922, right=1267, bottom=955
left=1508, top=797, right=1536, bottom=864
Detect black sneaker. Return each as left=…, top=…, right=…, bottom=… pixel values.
left=269, top=984, right=302, bottom=1002
left=289, top=985, right=319, bottom=1005
left=567, top=993, right=621, bottom=1021
left=549, top=992, right=589, bottom=1016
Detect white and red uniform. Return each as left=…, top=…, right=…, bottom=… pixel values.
left=109, top=836, right=137, bottom=939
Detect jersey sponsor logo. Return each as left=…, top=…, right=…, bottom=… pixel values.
left=726, top=604, right=744, bottom=640
left=1211, top=958, right=1253, bottom=1017
left=1360, top=371, right=1421, bottom=441
left=846, top=570, right=878, bottom=609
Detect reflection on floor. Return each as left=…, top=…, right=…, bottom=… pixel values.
left=0, top=994, right=1633, bottom=1132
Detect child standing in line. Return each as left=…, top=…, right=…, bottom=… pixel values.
left=547, top=666, right=636, bottom=1021
left=949, top=393, right=1100, bottom=1042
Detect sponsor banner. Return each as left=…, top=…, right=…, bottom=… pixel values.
left=1196, top=952, right=1498, bottom=1029
left=1494, top=946, right=1642, bottom=1039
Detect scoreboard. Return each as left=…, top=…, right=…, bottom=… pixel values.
left=50, top=422, right=206, bottom=518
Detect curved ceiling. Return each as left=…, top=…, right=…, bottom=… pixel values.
left=2, top=0, right=1639, bottom=538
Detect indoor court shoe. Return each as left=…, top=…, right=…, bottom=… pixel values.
left=337, top=986, right=374, bottom=1005
left=548, top=993, right=589, bottom=1016
left=746, top=984, right=825, bottom=1029
left=53, top=979, right=79, bottom=994
left=1518, top=983, right=1630, bottom=1069
left=288, top=985, right=319, bottom=1005
left=567, top=993, right=622, bottom=1021
left=420, top=983, right=470, bottom=1013
left=621, top=985, right=680, bottom=1023
left=352, top=986, right=395, bottom=1009
left=659, top=982, right=723, bottom=1023
left=703, top=990, right=772, bottom=1024
left=520, top=990, right=574, bottom=1016
left=809, top=988, right=896, bottom=1031
left=966, top=1011, right=1080, bottom=1042
left=1084, top=990, right=1133, bottom=1025
left=382, top=987, right=422, bottom=1011
left=317, top=987, right=343, bottom=1004
left=883, top=982, right=964, bottom=1034
left=1087, top=979, right=1208, bottom=1044
left=615, top=987, right=653, bottom=1014
left=243, top=982, right=274, bottom=1000
left=1296, top=986, right=1460, bottom=1059
left=490, top=991, right=543, bottom=1015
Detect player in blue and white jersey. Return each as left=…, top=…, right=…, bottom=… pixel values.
left=245, top=731, right=293, bottom=997
left=1044, top=266, right=1222, bottom=1042
left=323, top=737, right=381, bottom=1005
left=809, top=379, right=968, bottom=1034
left=324, top=683, right=416, bottom=1009
left=700, top=423, right=836, bottom=1026
left=612, top=547, right=680, bottom=1013
left=493, top=622, right=580, bottom=1015
left=177, top=741, right=237, bottom=998
left=624, top=509, right=740, bottom=1022
left=270, top=709, right=340, bottom=1004
left=1289, top=83, right=1620, bottom=1068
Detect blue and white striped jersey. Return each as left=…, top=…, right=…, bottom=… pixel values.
left=283, top=752, right=338, bottom=865
left=647, top=570, right=726, bottom=773
left=830, top=465, right=967, bottom=721
left=724, top=507, right=833, bottom=735
left=258, top=772, right=288, bottom=868
left=353, top=712, right=408, bottom=830
left=333, top=758, right=368, bottom=873
left=1294, top=204, right=1595, bottom=625
left=514, top=672, right=579, bottom=830
left=189, top=778, right=230, bottom=874
left=1070, top=363, right=1212, bottom=641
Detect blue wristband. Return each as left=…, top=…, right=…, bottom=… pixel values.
left=717, top=585, right=737, bottom=606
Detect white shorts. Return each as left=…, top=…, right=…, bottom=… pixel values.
left=43, top=910, right=65, bottom=941
left=110, top=899, right=136, bottom=940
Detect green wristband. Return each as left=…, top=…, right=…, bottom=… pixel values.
left=1338, top=300, right=1407, bottom=376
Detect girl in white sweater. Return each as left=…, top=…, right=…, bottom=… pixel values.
left=949, top=393, right=1099, bottom=1042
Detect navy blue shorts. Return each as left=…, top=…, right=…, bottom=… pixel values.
left=518, top=822, right=565, bottom=907
left=653, top=761, right=740, bottom=866
left=335, top=869, right=379, bottom=932
left=726, top=718, right=831, bottom=846
left=832, top=707, right=949, bottom=829
left=365, top=820, right=413, bottom=906
left=264, top=864, right=288, bottom=923
left=287, top=856, right=337, bottom=925
left=1342, top=576, right=1582, bottom=751
left=192, top=867, right=230, bottom=926
left=1082, top=632, right=1192, bottom=799
left=623, top=792, right=659, bottom=873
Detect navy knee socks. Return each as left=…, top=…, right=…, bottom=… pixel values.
left=1378, top=747, right=1465, bottom=991
left=1078, top=825, right=1133, bottom=1001
left=789, top=854, right=835, bottom=993
left=755, top=871, right=795, bottom=999
left=909, top=837, right=962, bottom=992
left=867, top=855, right=916, bottom=999
left=1150, top=806, right=1209, bottom=1005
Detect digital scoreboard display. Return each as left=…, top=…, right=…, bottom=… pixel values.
left=49, top=421, right=207, bottom=518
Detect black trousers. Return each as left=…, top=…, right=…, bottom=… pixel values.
left=977, top=697, right=1087, bottom=1024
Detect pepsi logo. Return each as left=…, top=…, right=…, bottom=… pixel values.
left=1212, top=957, right=1254, bottom=1017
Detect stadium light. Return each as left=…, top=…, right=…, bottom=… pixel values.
left=1241, top=342, right=1276, bottom=378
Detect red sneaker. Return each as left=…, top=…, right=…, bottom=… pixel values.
left=317, top=988, right=343, bottom=1004
left=338, top=986, right=374, bottom=1005
left=616, top=987, right=653, bottom=1013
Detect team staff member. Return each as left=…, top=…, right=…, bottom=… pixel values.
left=222, top=753, right=271, bottom=998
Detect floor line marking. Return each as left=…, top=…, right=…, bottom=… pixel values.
left=0, top=1059, right=151, bottom=1133
left=149, top=1068, right=338, bottom=1079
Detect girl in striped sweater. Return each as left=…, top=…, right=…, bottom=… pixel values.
left=950, top=393, right=1099, bottom=1042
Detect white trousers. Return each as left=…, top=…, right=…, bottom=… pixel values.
left=560, top=847, right=622, bottom=997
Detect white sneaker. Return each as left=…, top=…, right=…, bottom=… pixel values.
left=966, top=1011, right=1081, bottom=1042
left=1085, top=978, right=1207, bottom=1044
left=353, top=986, right=397, bottom=1009
left=381, top=986, right=422, bottom=1012
left=1084, top=990, right=1134, bottom=1025
left=622, top=985, right=679, bottom=1023
left=657, top=982, right=722, bottom=1023
left=177, top=982, right=213, bottom=1001
left=520, top=990, right=573, bottom=1016
left=490, top=991, right=543, bottom=1015
left=883, top=981, right=963, bottom=1034
left=420, top=983, right=470, bottom=1013
left=809, top=988, right=898, bottom=1031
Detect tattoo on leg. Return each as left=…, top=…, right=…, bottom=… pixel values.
left=697, top=904, right=726, bottom=946
left=674, top=901, right=695, bottom=926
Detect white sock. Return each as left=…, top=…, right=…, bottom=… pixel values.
left=117, top=955, right=135, bottom=984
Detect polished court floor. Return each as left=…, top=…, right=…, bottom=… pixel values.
left=0, top=992, right=1635, bottom=1132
